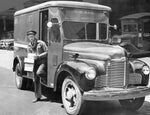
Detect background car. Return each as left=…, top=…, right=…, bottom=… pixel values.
left=0, top=39, right=14, bottom=50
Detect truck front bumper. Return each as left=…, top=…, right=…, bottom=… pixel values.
left=83, top=86, right=150, bottom=101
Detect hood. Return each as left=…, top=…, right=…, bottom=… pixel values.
left=64, top=42, right=125, bottom=60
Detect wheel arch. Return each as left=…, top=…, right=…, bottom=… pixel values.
left=13, top=56, right=24, bottom=74
left=54, top=61, right=95, bottom=92
left=129, top=59, right=150, bottom=86
left=54, top=65, right=81, bottom=93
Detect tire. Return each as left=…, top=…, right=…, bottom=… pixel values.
left=25, top=79, right=34, bottom=91
left=62, top=77, right=85, bottom=115
left=15, top=63, right=26, bottom=90
left=119, top=97, right=145, bottom=111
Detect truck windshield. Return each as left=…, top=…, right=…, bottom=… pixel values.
left=60, top=7, right=108, bottom=41
left=123, top=24, right=137, bottom=33
left=62, top=21, right=107, bottom=40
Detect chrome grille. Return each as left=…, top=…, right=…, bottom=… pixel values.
left=95, top=60, right=127, bottom=88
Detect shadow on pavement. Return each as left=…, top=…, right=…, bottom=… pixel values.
left=81, top=99, right=150, bottom=115
left=41, top=85, right=62, bottom=103
left=40, top=84, right=150, bottom=115
left=41, top=85, right=150, bottom=115
left=25, top=83, right=62, bottom=103
left=23, top=77, right=150, bottom=115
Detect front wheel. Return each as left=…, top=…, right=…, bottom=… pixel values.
left=119, top=97, right=145, bottom=111
left=15, top=63, right=26, bottom=90
left=62, top=77, right=85, bottom=115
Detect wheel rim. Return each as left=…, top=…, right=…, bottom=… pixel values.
left=62, top=78, right=81, bottom=114
left=126, top=98, right=136, bottom=104
left=15, top=64, right=22, bottom=88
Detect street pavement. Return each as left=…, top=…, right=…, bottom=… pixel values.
left=0, top=49, right=150, bottom=115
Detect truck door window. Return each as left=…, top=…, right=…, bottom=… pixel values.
left=49, top=18, right=60, bottom=42
left=144, top=20, right=150, bottom=33
left=40, top=10, right=48, bottom=43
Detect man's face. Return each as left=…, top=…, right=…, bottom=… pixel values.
left=28, top=34, right=35, bottom=42
left=28, top=34, right=37, bottom=47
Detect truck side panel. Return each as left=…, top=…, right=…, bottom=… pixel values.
left=14, top=10, right=40, bottom=75
left=14, top=11, right=40, bottom=44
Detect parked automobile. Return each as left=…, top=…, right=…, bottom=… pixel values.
left=0, top=39, right=14, bottom=50
left=0, top=40, right=3, bottom=49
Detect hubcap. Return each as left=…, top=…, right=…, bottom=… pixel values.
left=63, top=81, right=78, bottom=111
left=128, top=98, right=136, bottom=103
left=16, top=73, right=22, bottom=86
left=15, top=65, right=22, bottom=87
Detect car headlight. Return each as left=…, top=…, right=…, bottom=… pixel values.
left=85, top=67, right=96, bottom=80
left=142, top=65, right=150, bottom=75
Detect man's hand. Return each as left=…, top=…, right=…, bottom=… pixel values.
left=34, top=55, right=39, bottom=60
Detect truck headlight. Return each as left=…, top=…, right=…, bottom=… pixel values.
left=142, top=65, right=150, bottom=75
left=85, top=67, right=96, bottom=80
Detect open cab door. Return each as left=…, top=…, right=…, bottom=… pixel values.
left=47, top=18, right=62, bottom=88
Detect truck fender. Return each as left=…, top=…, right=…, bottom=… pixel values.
left=13, top=56, right=24, bottom=75
left=54, top=61, right=95, bottom=92
left=138, top=57, right=150, bottom=68
left=129, top=59, right=147, bottom=72
left=129, top=59, right=150, bottom=86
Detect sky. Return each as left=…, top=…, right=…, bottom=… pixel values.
left=0, top=0, right=28, bottom=11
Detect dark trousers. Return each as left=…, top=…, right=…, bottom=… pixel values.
left=33, top=60, right=47, bottom=99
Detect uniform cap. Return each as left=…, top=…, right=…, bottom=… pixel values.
left=27, top=30, right=37, bottom=35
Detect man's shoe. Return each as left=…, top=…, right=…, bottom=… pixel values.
left=32, top=98, right=41, bottom=103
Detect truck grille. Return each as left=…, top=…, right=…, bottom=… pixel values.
left=95, top=60, right=127, bottom=88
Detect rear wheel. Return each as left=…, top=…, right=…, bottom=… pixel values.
left=119, top=97, right=145, bottom=111
left=15, top=63, right=26, bottom=90
left=62, top=77, right=85, bottom=115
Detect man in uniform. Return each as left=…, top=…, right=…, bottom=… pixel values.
left=27, top=30, right=48, bottom=103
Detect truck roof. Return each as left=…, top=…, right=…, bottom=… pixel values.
left=14, top=1, right=111, bottom=16
left=120, top=12, right=150, bottom=20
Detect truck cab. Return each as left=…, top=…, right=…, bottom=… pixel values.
left=120, top=12, right=150, bottom=51
left=13, top=1, right=150, bottom=115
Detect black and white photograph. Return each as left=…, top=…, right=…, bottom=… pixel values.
left=0, top=0, right=150, bottom=115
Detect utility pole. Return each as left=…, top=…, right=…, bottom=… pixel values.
left=2, top=16, right=6, bottom=32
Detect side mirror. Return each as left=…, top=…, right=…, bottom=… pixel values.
left=47, top=21, right=60, bottom=29
left=47, top=18, right=60, bottom=28
left=109, top=24, right=117, bottom=30
left=47, top=22, right=53, bottom=28
left=113, top=25, right=117, bottom=30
